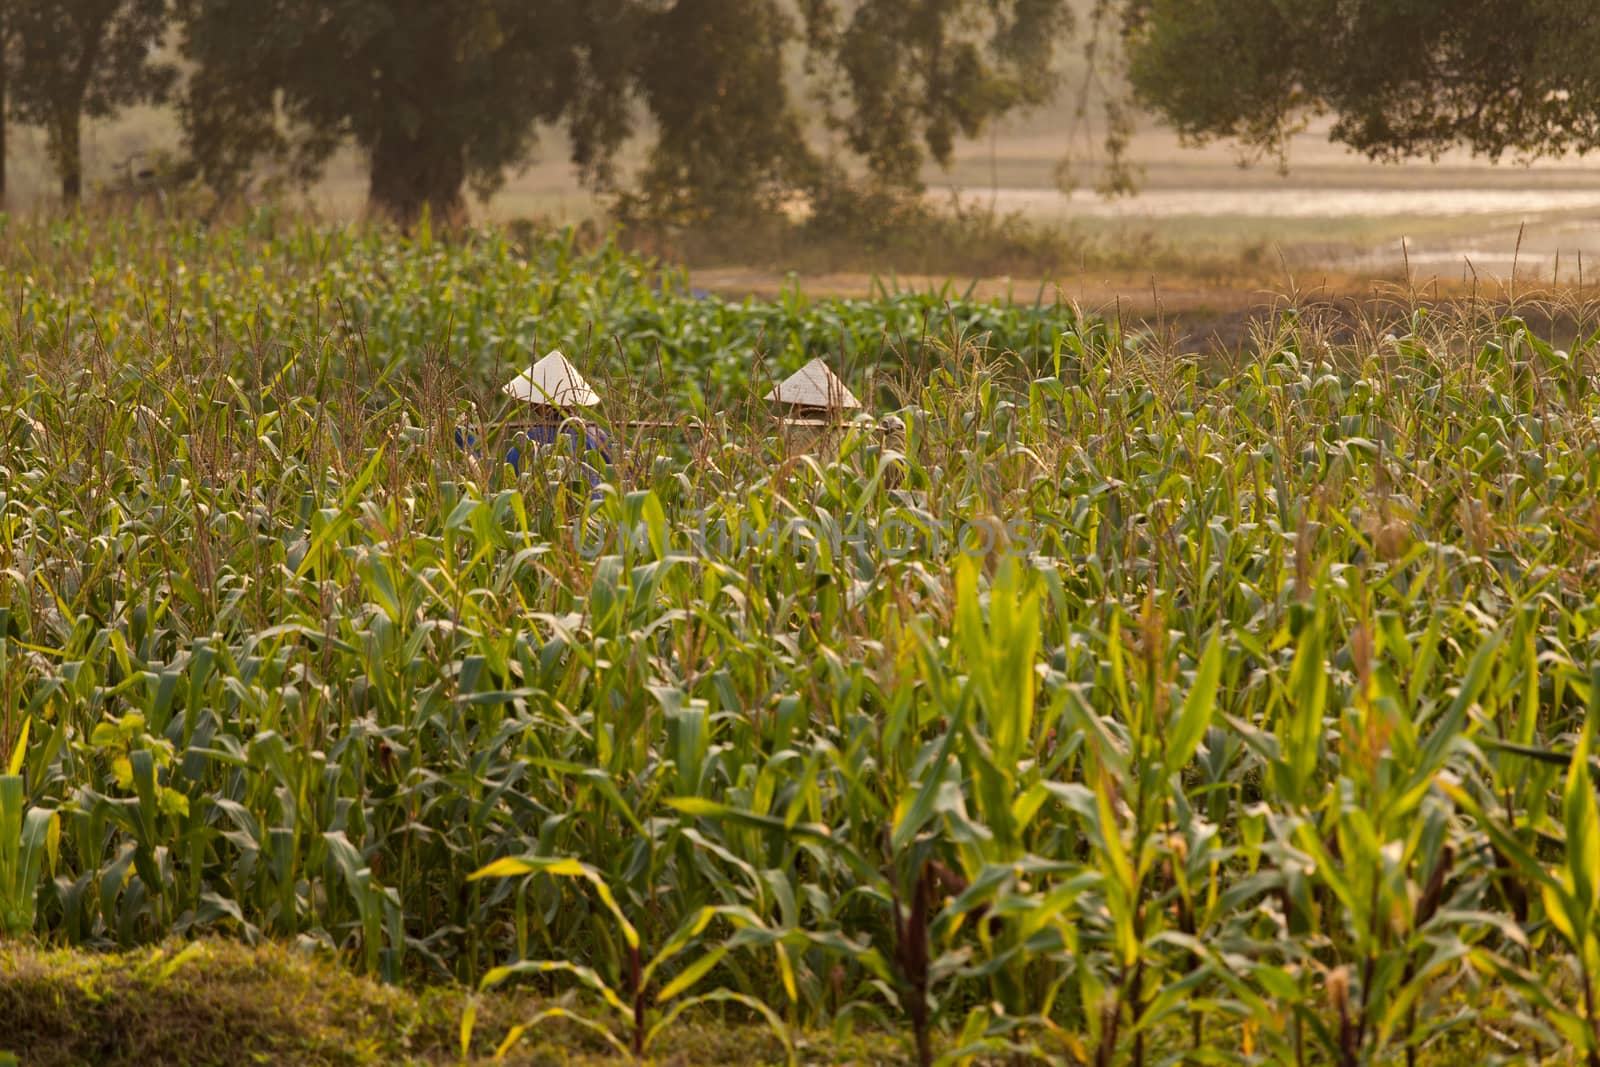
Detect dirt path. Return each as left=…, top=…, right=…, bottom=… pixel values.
left=689, top=265, right=1578, bottom=350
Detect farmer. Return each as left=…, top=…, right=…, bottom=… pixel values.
left=763, top=358, right=861, bottom=454
left=499, top=350, right=613, bottom=487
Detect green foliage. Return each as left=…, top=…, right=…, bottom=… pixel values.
left=171, top=0, right=1077, bottom=224
left=805, top=0, right=1073, bottom=188
left=176, top=0, right=622, bottom=223
left=0, top=7, right=11, bottom=202
left=5, top=214, right=1600, bottom=1065
left=0, top=771, right=58, bottom=936
left=621, top=0, right=818, bottom=227
left=1124, top=0, right=1600, bottom=166
left=0, top=211, right=1083, bottom=404
left=5, top=0, right=173, bottom=202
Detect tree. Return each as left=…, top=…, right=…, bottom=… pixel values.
left=175, top=0, right=1075, bottom=225
left=7, top=0, right=173, bottom=204
left=803, top=0, right=1074, bottom=190
left=622, top=0, right=819, bottom=224
left=179, top=0, right=1076, bottom=226
left=178, top=0, right=632, bottom=226
left=1121, top=0, right=1600, bottom=167
left=0, top=1, right=12, bottom=206
left=615, top=0, right=1076, bottom=222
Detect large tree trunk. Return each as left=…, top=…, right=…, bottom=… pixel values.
left=367, top=126, right=466, bottom=229
left=0, top=17, right=7, bottom=208
left=54, top=110, right=82, bottom=205
left=0, top=48, right=7, bottom=208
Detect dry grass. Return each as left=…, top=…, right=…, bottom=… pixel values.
left=0, top=939, right=908, bottom=1066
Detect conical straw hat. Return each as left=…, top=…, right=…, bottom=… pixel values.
left=502, top=350, right=600, bottom=407
left=763, top=358, right=860, bottom=410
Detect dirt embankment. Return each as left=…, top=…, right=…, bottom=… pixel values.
left=691, top=267, right=1600, bottom=353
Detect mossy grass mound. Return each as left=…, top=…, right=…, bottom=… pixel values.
left=0, top=939, right=908, bottom=1066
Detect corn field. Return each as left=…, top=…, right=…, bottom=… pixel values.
left=4, top=212, right=1600, bottom=1065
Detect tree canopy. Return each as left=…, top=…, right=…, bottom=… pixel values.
left=805, top=0, right=1071, bottom=189
left=0, top=4, right=12, bottom=204
left=176, top=0, right=631, bottom=223
left=7, top=0, right=1599, bottom=221
left=173, top=0, right=1077, bottom=226
left=1123, top=0, right=1600, bottom=166
left=602, top=0, right=820, bottom=225
left=7, top=0, right=172, bottom=202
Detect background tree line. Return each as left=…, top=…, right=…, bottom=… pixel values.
left=0, top=0, right=1597, bottom=226
left=0, top=0, right=1075, bottom=223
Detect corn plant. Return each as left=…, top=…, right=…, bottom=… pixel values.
left=1, top=731, right=57, bottom=936
left=3, top=213, right=1600, bottom=1064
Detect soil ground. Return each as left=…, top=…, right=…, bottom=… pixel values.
left=688, top=266, right=1600, bottom=353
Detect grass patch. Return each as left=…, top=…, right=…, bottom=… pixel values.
left=616, top=184, right=1270, bottom=284
left=0, top=939, right=908, bottom=1066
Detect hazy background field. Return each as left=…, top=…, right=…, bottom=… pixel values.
left=6, top=79, right=1599, bottom=293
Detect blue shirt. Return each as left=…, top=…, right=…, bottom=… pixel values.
left=456, top=424, right=612, bottom=487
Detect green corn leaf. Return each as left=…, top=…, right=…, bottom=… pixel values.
left=480, top=960, right=630, bottom=1018
left=469, top=854, right=638, bottom=950
left=1563, top=672, right=1600, bottom=909
left=654, top=943, right=733, bottom=1003
left=493, top=1007, right=633, bottom=1061
left=1168, top=634, right=1222, bottom=768
left=5, top=718, right=28, bottom=778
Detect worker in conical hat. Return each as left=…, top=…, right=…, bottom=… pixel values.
left=452, top=350, right=613, bottom=489
left=764, top=358, right=861, bottom=455
left=504, top=350, right=613, bottom=487
left=764, top=358, right=861, bottom=415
